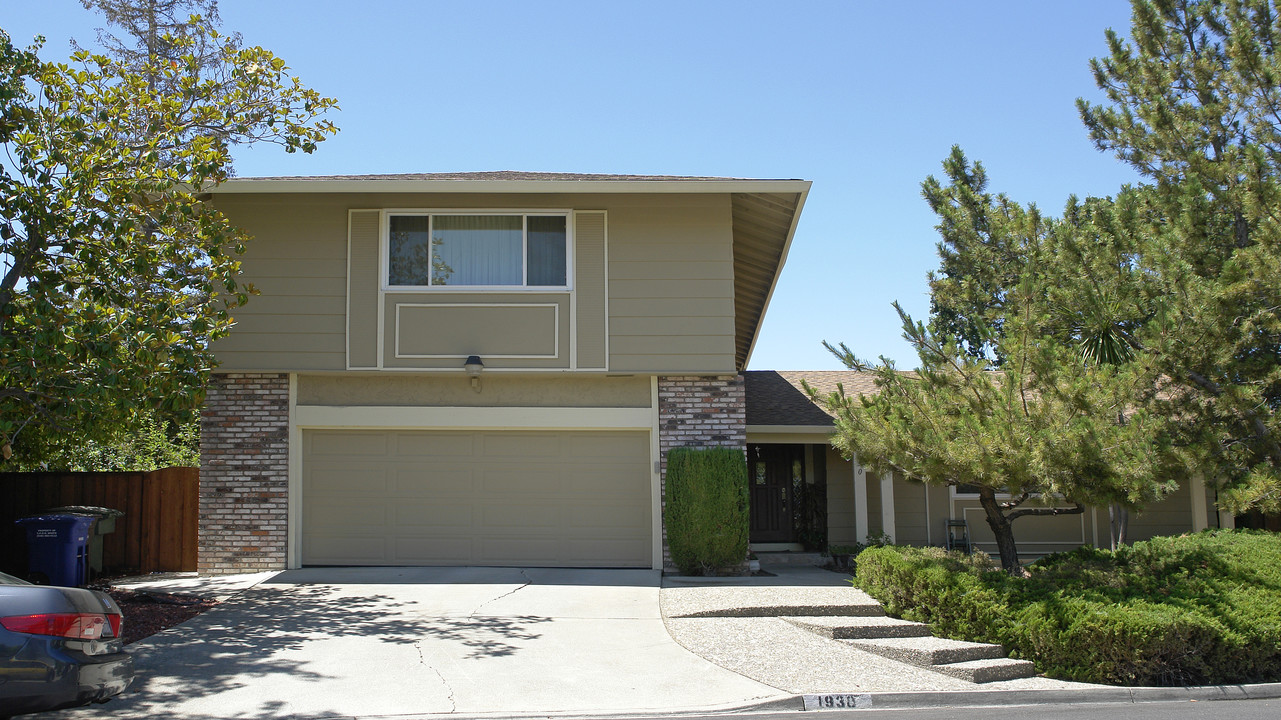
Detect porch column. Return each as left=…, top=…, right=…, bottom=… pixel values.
left=852, top=454, right=869, bottom=543
left=880, top=471, right=896, bottom=543
left=1190, top=473, right=1209, bottom=532
left=1218, top=509, right=1236, bottom=529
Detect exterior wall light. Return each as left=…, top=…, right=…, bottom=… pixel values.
left=464, top=355, right=484, bottom=393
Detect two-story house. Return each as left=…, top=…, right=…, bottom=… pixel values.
left=199, top=172, right=810, bottom=574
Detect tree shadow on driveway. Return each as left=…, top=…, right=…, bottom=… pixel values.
left=42, top=580, right=551, bottom=720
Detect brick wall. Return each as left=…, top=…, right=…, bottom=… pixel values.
left=657, top=375, right=746, bottom=570
left=199, top=373, right=289, bottom=575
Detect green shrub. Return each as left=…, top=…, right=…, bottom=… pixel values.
left=855, top=545, right=1007, bottom=642
left=664, top=446, right=749, bottom=575
left=852, top=530, right=1281, bottom=686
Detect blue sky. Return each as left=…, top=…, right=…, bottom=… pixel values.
left=5, top=1, right=1143, bottom=370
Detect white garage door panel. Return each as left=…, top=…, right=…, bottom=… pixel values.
left=302, top=429, right=651, bottom=567
left=391, top=468, right=475, bottom=495
left=311, top=432, right=390, bottom=456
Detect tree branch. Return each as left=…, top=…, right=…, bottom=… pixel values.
left=1007, top=502, right=1086, bottom=522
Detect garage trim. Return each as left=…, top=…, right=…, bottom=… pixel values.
left=286, top=387, right=662, bottom=569
left=295, top=405, right=653, bottom=430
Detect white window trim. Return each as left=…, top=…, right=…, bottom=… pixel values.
left=381, top=208, right=574, bottom=292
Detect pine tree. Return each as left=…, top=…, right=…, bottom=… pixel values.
left=1079, top=0, right=1281, bottom=513
left=813, top=160, right=1175, bottom=573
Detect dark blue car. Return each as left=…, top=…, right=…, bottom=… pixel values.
left=0, top=571, right=133, bottom=717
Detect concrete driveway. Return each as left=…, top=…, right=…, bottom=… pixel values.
left=46, top=567, right=785, bottom=719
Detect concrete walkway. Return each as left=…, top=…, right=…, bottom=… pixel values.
left=661, top=565, right=1092, bottom=694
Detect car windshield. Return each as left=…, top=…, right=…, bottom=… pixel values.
left=0, top=570, right=34, bottom=586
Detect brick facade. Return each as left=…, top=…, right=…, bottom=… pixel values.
left=199, top=373, right=290, bottom=575
left=657, top=375, right=747, bottom=569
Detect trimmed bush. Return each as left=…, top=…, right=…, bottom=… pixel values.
left=854, top=545, right=1007, bottom=643
left=664, top=446, right=749, bottom=575
left=853, top=530, right=1281, bottom=686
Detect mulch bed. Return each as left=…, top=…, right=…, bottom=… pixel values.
left=99, top=587, right=219, bottom=645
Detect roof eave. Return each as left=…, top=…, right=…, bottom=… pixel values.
left=740, top=182, right=811, bottom=370
left=204, top=178, right=813, bottom=195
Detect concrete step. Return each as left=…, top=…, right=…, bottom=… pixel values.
left=784, top=615, right=933, bottom=640
left=934, top=657, right=1038, bottom=683
left=753, top=551, right=828, bottom=567
left=845, top=636, right=1006, bottom=666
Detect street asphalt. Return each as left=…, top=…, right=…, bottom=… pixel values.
left=30, top=564, right=1281, bottom=719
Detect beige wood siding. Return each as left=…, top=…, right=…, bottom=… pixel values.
left=892, top=475, right=931, bottom=546
left=575, top=211, right=607, bottom=369
left=209, top=195, right=349, bottom=371
left=347, top=210, right=380, bottom=368
left=301, top=429, right=651, bottom=567
left=1127, top=481, right=1196, bottom=542
left=296, top=373, right=652, bottom=408
left=826, top=448, right=859, bottom=546
left=957, top=502, right=1090, bottom=555
left=382, top=293, right=571, bottom=369
left=866, top=472, right=883, bottom=536
left=607, top=197, right=737, bottom=373
left=212, top=193, right=737, bottom=373
left=395, top=303, right=559, bottom=357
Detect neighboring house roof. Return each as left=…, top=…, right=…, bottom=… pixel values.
left=207, top=171, right=811, bottom=372
left=745, top=370, right=883, bottom=427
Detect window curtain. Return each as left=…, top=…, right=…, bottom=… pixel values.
left=432, top=215, right=523, bottom=286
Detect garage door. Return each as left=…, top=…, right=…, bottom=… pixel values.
left=301, top=429, right=652, bottom=567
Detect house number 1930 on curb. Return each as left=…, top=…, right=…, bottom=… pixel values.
left=803, top=693, right=873, bottom=710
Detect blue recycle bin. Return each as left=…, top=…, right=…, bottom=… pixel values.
left=14, top=514, right=96, bottom=587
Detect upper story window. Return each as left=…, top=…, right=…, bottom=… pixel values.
left=387, top=213, right=568, bottom=288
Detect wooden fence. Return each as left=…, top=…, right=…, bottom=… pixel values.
left=1, top=467, right=198, bottom=578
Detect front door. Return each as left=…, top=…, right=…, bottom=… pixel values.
left=748, top=444, right=803, bottom=543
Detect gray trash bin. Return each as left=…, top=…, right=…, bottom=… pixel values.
left=45, top=506, right=125, bottom=578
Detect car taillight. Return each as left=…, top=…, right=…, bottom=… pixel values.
left=1, top=613, right=109, bottom=639
left=107, top=612, right=122, bottom=638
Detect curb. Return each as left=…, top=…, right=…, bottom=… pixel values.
left=369, top=684, right=1281, bottom=720
left=775, top=682, right=1281, bottom=712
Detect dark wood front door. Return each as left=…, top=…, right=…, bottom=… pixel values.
left=748, top=444, right=803, bottom=543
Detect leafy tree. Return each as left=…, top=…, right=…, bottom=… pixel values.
left=74, top=0, right=242, bottom=170
left=0, top=21, right=337, bottom=464
left=75, top=1, right=238, bottom=85
left=11, top=412, right=199, bottom=472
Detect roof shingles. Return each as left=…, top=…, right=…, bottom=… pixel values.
left=744, top=370, right=883, bottom=427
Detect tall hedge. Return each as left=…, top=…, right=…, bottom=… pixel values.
left=664, top=446, right=749, bottom=575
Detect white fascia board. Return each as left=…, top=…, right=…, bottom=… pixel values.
left=743, top=182, right=811, bottom=369
left=294, top=404, right=653, bottom=430
left=205, top=178, right=813, bottom=196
